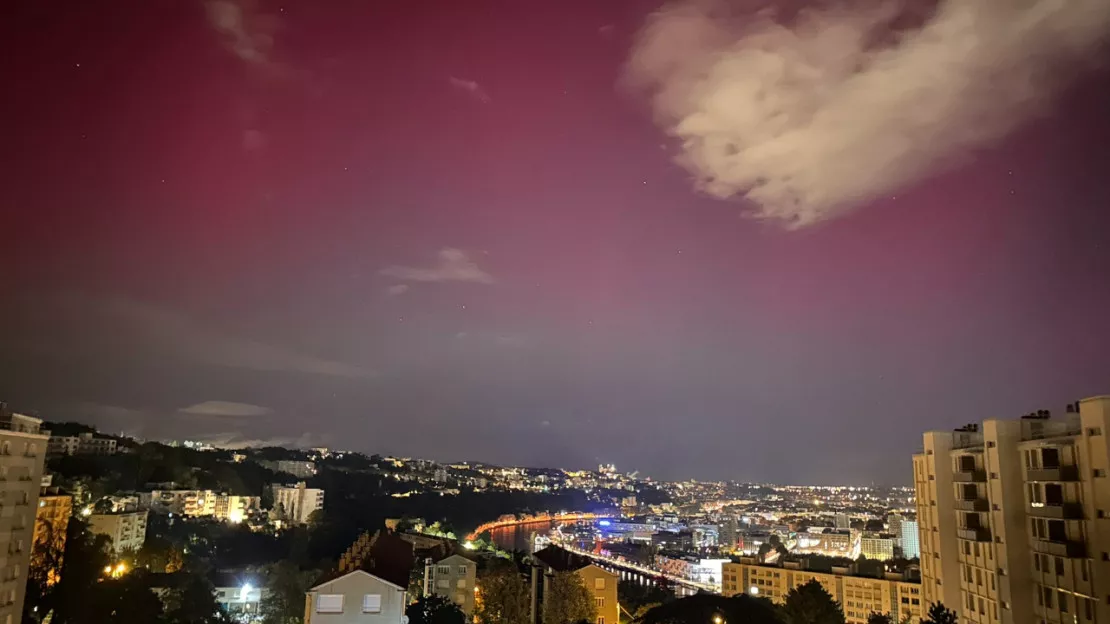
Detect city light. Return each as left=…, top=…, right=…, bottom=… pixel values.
left=240, top=583, right=253, bottom=601
left=463, top=541, right=476, bottom=550
left=228, top=509, right=244, bottom=524
left=749, top=586, right=759, bottom=596
left=81, top=507, right=92, bottom=517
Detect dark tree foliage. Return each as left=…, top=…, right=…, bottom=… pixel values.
left=259, top=561, right=317, bottom=624
left=618, top=580, right=675, bottom=614
left=634, top=594, right=779, bottom=624
left=781, top=579, right=846, bottom=624
left=867, top=613, right=894, bottom=624
left=406, top=594, right=467, bottom=624
left=164, top=573, right=229, bottom=624
left=88, top=573, right=169, bottom=622
left=922, top=602, right=958, bottom=624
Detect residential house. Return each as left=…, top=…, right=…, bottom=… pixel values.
left=305, top=569, right=407, bottom=623
left=423, top=554, right=476, bottom=615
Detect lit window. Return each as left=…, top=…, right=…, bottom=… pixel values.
left=594, top=578, right=605, bottom=590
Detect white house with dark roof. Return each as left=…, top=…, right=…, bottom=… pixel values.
left=304, top=569, right=407, bottom=624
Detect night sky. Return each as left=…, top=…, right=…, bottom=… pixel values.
left=3, top=0, right=1108, bottom=484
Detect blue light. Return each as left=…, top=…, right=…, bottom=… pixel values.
left=598, top=520, right=611, bottom=527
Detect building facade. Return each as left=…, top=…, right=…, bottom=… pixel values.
left=263, top=460, right=317, bottom=479
left=304, top=569, right=407, bottom=623
left=88, top=510, right=148, bottom=552
left=423, top=554, right=476, bottom=615
left=861, top=536, right=896, bottom=561
left=722, top=559, right=923, bottom=624
left=274, top=482, right=325, bottom=524
left=148, top=490, right=260, bottom=522
left=31, top=487, right=72, bottom=586
left=901, top=519, right=921, bottom=559
left=0, top=409, right=49, bottom=624
left=913, top=396, right=1110, bottom=624
left=46, top=432, right=117, bottom=456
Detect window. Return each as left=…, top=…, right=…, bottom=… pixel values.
left=1088, top=427, right=1102, bottom=436
left=458, top=565, right=468, bottom=575
left=594, top=578, right=605, bottom=590
left=1043, top=587, right=1054, bottom=609
left=598, top=618, right=605, bottom=624
left=437, top=565, right=450, bottom=575
left=595, top=597, right=605, bottom=607
left=1055, top=557, right=1065, bottom=576
left=1060, top=591, right=1069, bottom=613
left=362, top=594, right=382, bottom=613
left=316, top=594, right=344, bottom=613
left=1096, top=469, right=1107, bottom=478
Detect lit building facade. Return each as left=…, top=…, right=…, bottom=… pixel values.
left=901, top=520, right=920, bottom=559
left=721, top=559, right=923, bottom=624
left=913, top=396, right=1110, bottom=624
left=32, top=488, right=72, bottom=586
left=0, top=409, right=49, bottom=624
left=424, top=554, right=476, bottom=615
left=861, top=536, right=896, bottom=561
left=88, top=510, right=148, bottom=552
left=46, top=432, right=117, bottom=456
left=274, top=482, right=325, bottom=524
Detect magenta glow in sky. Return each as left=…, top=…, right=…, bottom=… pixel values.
left=1, top=0, right=1108, bottom=483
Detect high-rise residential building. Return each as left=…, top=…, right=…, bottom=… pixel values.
left=0, top=408, right=49, bottom=624
left=888, top=513, right=905, bottom=539
left=835, top=513, right=851, bottom=529
left=913, top=395, right=1110, bottom=624
left=423, top=554, right=476, bottom=615
left=901, top=519, right=920, bottom=559
left=88, top=510, right=148, bottom=552
left=148, top=490, right=260, bottom=522
left=273, top=482, right=325, bottom=524
left=721, top=558, right=923, bottom=624
left=32, top=487, right=72, bottom=586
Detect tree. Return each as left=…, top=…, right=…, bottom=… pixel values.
left=87, top=573, right=169, bottom=622
left=47, top=519, right=113, bottom=624
left=634, top=594, right=779, bottom=624
left=781, top=579, right=845, bottom=624
left=474, top=566, right=530, bottom=624
left=406, top=594, right=467, bottom=624
left=164, top=572, right=229, bottom=624
left=922, top=602, right=958, bottom=624
left=867, top=613, right=894, bottom=624
left=259, top=561, right=316, bottom=624
left=619, top=580, right=673, bottom=615
left=542, top=571, right=597, bottom=624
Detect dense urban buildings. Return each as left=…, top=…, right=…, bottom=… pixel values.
left=0, top=408, right=49, bottom=624
left=914, top=395, right=1110, bottom=624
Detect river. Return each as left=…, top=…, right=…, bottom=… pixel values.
left=486, top=520, right=555, bottom=553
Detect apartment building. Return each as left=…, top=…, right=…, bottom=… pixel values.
left=913, top=395, right=1110, bottom=624
left=423, top=554, right=476, bottom=615
left=46, top=432, right=117, bottom=456
left=32, top=487, right=72, bottom=586
left=88, top=510, right=148, bottom=552
left=530, top=546, right=620, bottom=624
left=148, top=490, right=260, bottom=522
left=274, top=482, right=325, bottom=524
left=861, top=536, right=896, bottom=561
left=0, top=408, right=49, bottom=624
left=721, top=559, right=923, bottom=624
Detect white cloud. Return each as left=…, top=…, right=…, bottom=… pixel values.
left=178, top=401, right=272, bottom=418
left=380, top=248, right=495, bottom=285
left=190, top=431, right=330, bottom=450
left=386, top=284, right=410, bottom=296
left=449, top=77, right=492, bottom=104
left=627, top=0, right=1110, bottom=227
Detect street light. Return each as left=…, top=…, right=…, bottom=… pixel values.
left=713, top=616, right=725, bottom=624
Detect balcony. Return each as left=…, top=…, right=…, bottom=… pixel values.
left=955, top=498, right=989, bottom=512
left=1028, top=502, right=1084, bottom=520
left=953, top=470, right=987, bottom=483
left=958, top=527, right=991, bottom=542
left=1027, top=466, right=1079, bottom=482
left=1033, top=539, right=1086, bottom=559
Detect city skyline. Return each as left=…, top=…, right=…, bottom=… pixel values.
left=3, top=0, right=1109, bottom=484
